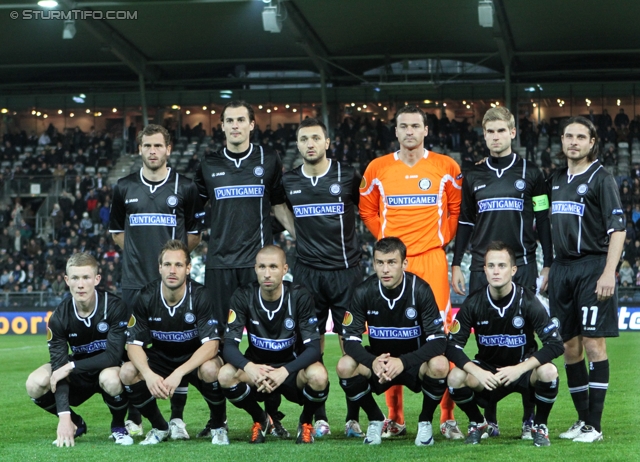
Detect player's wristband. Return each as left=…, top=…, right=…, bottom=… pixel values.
left=532, top=194, right=549, bottom=211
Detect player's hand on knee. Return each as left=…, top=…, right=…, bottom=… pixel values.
left=262, top=367, right=288, bottom=392
left=56, top=415, right=76, bottom=447
left=474, top=369, right=500, bottom=390
left=245, top=363, right=274, bottom=389
left=451, top=266, right=466, bottom=295
left=381, top=357, right=404, bottom=382
left=146, top=372, right=170, bottom=399
left=495, top=365, right=522, bottom=386
left=50, top=364, right=72, bottom=393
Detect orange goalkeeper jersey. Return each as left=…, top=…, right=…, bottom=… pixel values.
left=360, top=149, right=462, bottom=255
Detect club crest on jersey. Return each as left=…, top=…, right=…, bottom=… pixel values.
left=166, top=195, right=178, bottom=207
left=97, top=321, right=109, bottom=333
left=449, top=319, right=461, bottom=334
left=127, top=315, right=136, bottom=328
left=184, top=312, right=196, bottom=324
left=46, top=326, right=53, bottom=341
left=405, top=307, right=417, bottom=319
left=330, top=183, right=342, bottom=196
left=284, top=317, right=295, bottom=330
left=550, top=317, right=560, bottom=329
left=512, top=316, right=525, bottom=328
left=514, top=179, right=526, bottom=191
left=253, top=166, right=265, bottom=178
left=228, top=309, right=237, bottom=324
left=343, top=311, right=353, bottom=326
left=576, top=184, right=588, bottom=195
left=418, top=178, right=431, bottom=191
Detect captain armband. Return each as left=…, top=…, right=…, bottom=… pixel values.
left=532, top=194, right=550, bottom=211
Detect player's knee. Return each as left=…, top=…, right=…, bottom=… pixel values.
left=218, top=363, right=237, bottom=388
left=562, top=337, right=583, bottom=362
left=447, top=367, right=467, bottom=388
left=426, top=355, right=450, bottom=379
left=536, top=363, right=558, bottom=383
left=582, top=337, right=607, bottom=362
left=305, top=363, right=328, bottom=389
left=119, top=361, right=138, bottom=385
left=336, top=355, right=358, bottom=378
left=99, top=368, right=123, bottom=395
left=198, top=359, right=220, bottom=383
left=26, top=369, right=50, bottom=397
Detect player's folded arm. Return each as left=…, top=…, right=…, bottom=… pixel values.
left=343, top=337, right=376, bottom=370
left=398, top=334, right=447, bottom=369
left=48, top=314, right=73, bottom=372
left=284, top=338, right=321, bottom=374
left=54, top=380, right=71, bottom=414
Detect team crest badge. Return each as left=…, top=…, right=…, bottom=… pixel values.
left=449, top=319, right=460, bottom=334
left=127, top=315, right=136, bottom=328
left=228, top=309, right=237, bottom=324
left=46, top=327, right=53, bottom=341
left=330, top=183, right=342, bottom=196
left=285, top=318, right=295, bottom=330
left=342, top=311, right=353, bottom=326
left=253, top=166, right=265, bottom=178
left=359, top=177, right=366, bottom=189
left=166, top=195, right=178, bottom=207
left=405, top=307, right=417, bottom=319
left=418, top=178, right=431, bottom=191
left=514, top=179, right=526, bottom=191
left=576, top=184, right=588, bottom=195
left=512, top=316, right=525, bottom=328
left=97, top=321, right=109, bottom=333
left=184, top=312, right=196, bottom=324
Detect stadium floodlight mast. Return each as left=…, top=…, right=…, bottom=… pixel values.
left=478, top=0, right=494, bottom=28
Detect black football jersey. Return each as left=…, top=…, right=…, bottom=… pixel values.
left=194, top=144, right=287, bottom=269
left=225, top=281, right=320, bottom=366
left=457, top=155, right=549, bottom=270
left=549, top=161, right=625, bottom=261
left=47, top=290, right=128, bottom=374
left=342, top=272, right=447, bottom=370
left=447, top=283, right=564, bottom=368
left=109, top=168, right=204, bottom=290
left=283, top=160, right=361, bottom=270
left=126, top=279, right=221, bottom=364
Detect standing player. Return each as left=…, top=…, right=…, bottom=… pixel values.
left=219, top=245, right=329, bottom=445
left=283, top=117, right=363, bottom=438
left=548, top=116, right=625, bottom=443
left=338, top=237, right=449, bottom=446
left=446, top=241, right=563, bottom=446
left=359, top=105, right=462, bottom=438
left=195, top=100, right=294, bottom=437
left=451, top=106, right=553, bottom=437
left=109, top=124, right=206, bottom=439
left=26, top=253, right=132, bottom=447
left=119, top=240, right=226, bottom=445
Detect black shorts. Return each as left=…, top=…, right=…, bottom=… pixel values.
left=469, top=260, right=538, bottom=294
left=471, top=360, right=533, bottom=409
left=205, top=267, right=256, bottom=316
left=368, top=362, right=423, bottom=395
left=548, top=255, right=620, bottom=340
left=66, top=371, right=104, bottom=407
left=294, top=261, right=361, bottom=334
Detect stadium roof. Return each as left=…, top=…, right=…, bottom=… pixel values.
left=1, top=0, right=639, bottom=105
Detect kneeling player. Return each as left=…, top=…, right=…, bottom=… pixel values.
left=337, top=237, right=449, bottom=446
left=446, top=241, right=563, bottom=446
left=220, top=245, right=329, bottom=445
left=120, top=240, right=226, bottom=445
left=26, top=253, right=132, bottom=447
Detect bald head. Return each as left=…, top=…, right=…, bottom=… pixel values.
left=256, top=245, right=287, bottom=265
left=255, top=245, right=288, bottom=300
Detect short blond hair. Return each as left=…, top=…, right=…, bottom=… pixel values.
left=66, top=252, right=99, bottom=275
left=482, top=107, right=515, bottom=130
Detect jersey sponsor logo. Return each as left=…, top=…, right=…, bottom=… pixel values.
left=289, top=190, right=302, bottom=195
left=514, top=179, right=526, bottom=191
left=405, top=307, right=417, bottom=319
left=293, top=203, right=344, bottom=217
left=512, top=316, right=524, bottom=328
left=456, top=173, right=464, bottom=180
left=228, top=309, right=237, bottom=324
left=405, top=174, right=418, bottom=179
left=249, top=333, right=296, bottom=351
left=129, top=213, right=177, bottom=227
left=550, top=317, right=560, bottom=329
left=367, top=310, right=379, bottom=315
left=419, top=178, right=431, bottom=190
left=212, top=172, right=226, bottom=177
left=184, top=312, right=196, bottom=324
left=125, top=198, right=139, bottom=204
left=151, top=328, right=199, bottom=342
left=433, top=318, right=444, bottom=326
left=449, top=319, right=460, bottom=334
left=577, top=184, right=589, bottom=195
left=71, top=339, right=107, bottom=355
left=612, top=208, right=624, bottom=215
left=330, top=183, right=342, bottom=196
left=477, top=197, right=524, bottom=213
left=166, top=195, right=178, bottom=207
left=478, top=334, right=526, bottom=348
left=386, top=194, right=437, bottom=206
left=195, top=211, right=205, bottom=219
left=543, top=322, right=557, bottom=334
left=551, top=201, right=585, bottom=216
left=552, top=185, right=559, bottom=190
left=343, top=311, right=353, bottom=326
left=46, top=326, right=53, bottom=341
left=207, top=319, right=218, bottom=325
left=119, top=321, right=128, bottom=327
left=308, top=316, right=318, bottom=325
left=128, top=315, right=136, bottom=328
left=368, top=326, right=421, bottom=339
left=250, top=319, right=260, bottom=325
left=284, top=317, right=295, bottom=330
left=474, top=184, right=486, bottom=192
left=97, top=321, right=109, bottom=333
left=214, top=185, right=265, bottom=199
left=69, top=333, right=77, bottom=337
left=253, top=166, right=265, bottom=178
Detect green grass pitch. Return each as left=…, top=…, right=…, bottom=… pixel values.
left=1, top=333, right=638, bottom=461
